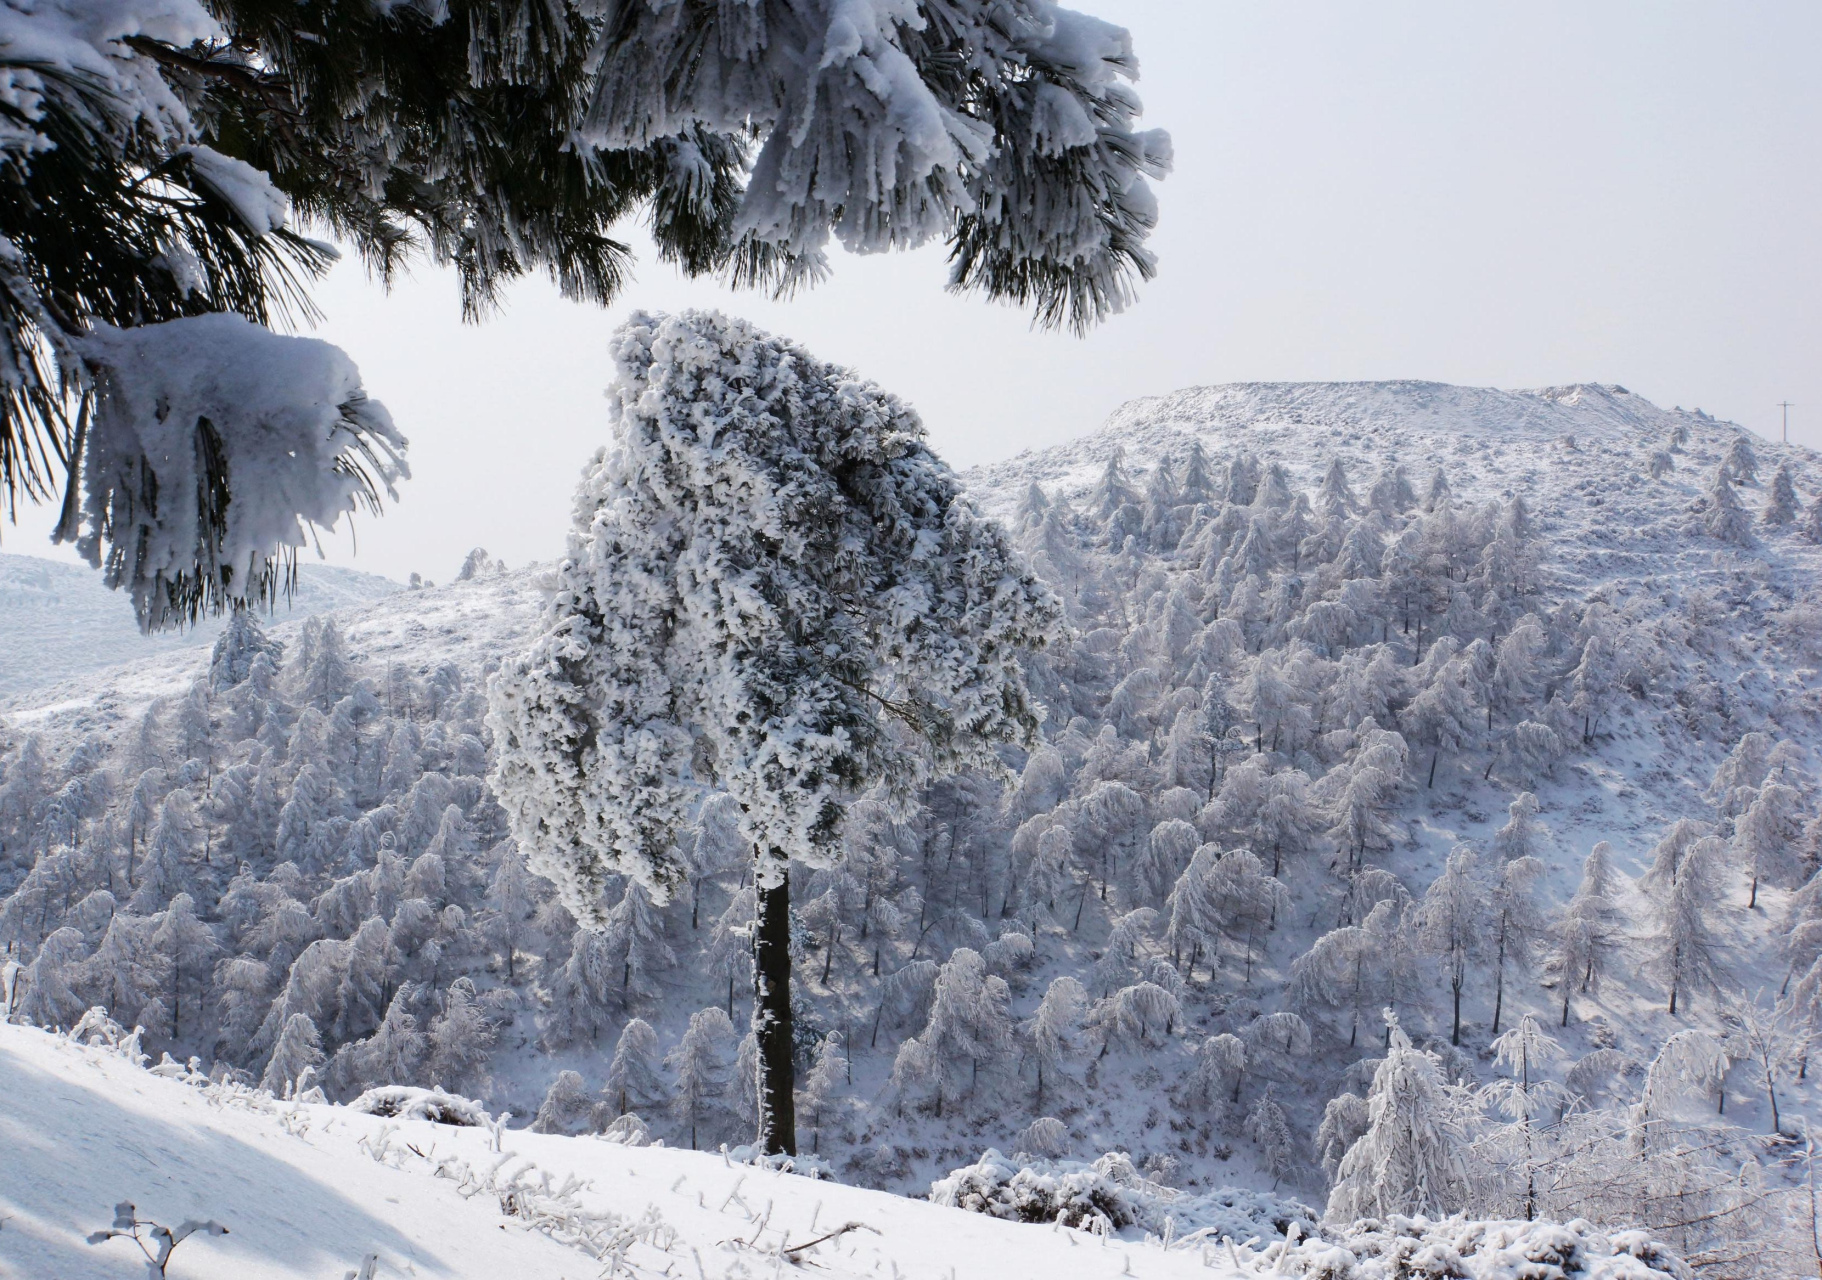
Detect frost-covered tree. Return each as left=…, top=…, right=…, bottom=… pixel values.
left=210, top=611, right=282, bottom=693
left=1243, top=1089, right=1297, bottom=1188
left=261, top=1012, right=325, bottom=1098
left=1704, top=466, right=1754, bottom=545
left=1325, top=1014, right=1472, bottom=1224
left=426, top=977, right=495, bottom=1095
left=1479, top=1015, right=1564, bottom=1220
left=1722, top=433, right=1759, bottom=485
left=1487, top=856, right=1546, bottom=1036
left=1205, top=848, right=1290, bottom=984
left=1546, top=843, right=1619, bottom=1025
left=1418, top=847, right=1485, bottom=1046
left=532, top=1070, right=603, bottom=1137
left=1648, top=835, right=1729, bottom=1015
left=892, top=947, right=1015, bottom=1116
left=1490, top=792, right=1546, bottom=864
left=1764, top=463, right=1801, bottom=526
left=1734, top=782, right=1803, bottom=908
left=1291, top=899, right=1408, bottom=1049
left=14, top=926, right=90, bottom=1029
left=490, top=312, right=1058, bottom=1154
left=668, top=1007, right=736, bottom=1150
left=480, top=846, right=539, bottom=983
left=798, top=1029, right=847, bottom=1154
left=1023, top=975, right=1089, bottom=1108
left=604, top=1018, right=667, bottom=1121
left=150, top=893, right=219, bottom=1041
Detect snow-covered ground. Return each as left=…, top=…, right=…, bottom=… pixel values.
left=0, top=1020, right=1692, bottom=1280
left=0, top=554, right=402, bottom=701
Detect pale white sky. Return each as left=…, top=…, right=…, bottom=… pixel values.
left=10, top=2, right=1821, bottom=585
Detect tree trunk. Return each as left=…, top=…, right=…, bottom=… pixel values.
left=754, top=861, right=797, bottom=1156
left=1452, top=979, right=1463, bottom=1046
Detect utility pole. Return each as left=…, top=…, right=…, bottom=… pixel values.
left=1778, top=401, right=1794, bottom=443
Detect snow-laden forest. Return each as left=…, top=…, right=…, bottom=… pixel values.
left=6, top=379, right=1822, bottom=1276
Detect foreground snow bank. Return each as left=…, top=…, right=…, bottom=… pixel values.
left=0, top=1019, right=1692, bottom=1280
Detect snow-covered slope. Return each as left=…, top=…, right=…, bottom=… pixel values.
left=0, top=1020, right=1691, bottom=1280
left=4, top=380, right=1819, bottom=1276
left=0, top=554, right=403, bottom=701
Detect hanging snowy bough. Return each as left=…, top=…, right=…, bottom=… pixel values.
left=60, top=313, right=406, bottom=632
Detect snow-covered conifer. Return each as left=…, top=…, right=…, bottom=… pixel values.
left=490, top=312, right=1058, bottom=1155
left=333, top=916, right=391, bottom=1044
left=261, top=1013, right=326, bottom=1097
left=1023, top=975, right=1089, bottom=1108
left=531, top=1070, right=602, bottom=1136
left=14, top=926, right=90, bottom=1029
left=150, top=892, right=219, bottom=1041
left=604, top=1018, right=667, bottom=1120
left=132, top=791, right=200, bottom=912
left=1325, top=1014, right=1472, bottom=1224
left=1243, top=1089, right=1297, bottom=1187
left=1480, top=1014, right=1564, bottom=1219
left=426, top=977, right=495, bottom=1095
left=1317, top=1091, right=1369, bottom=1181
left=1764, top=463, right=1800, bottom=526
left=798, top=1030, right=847, bottom=1153
left=1546, top=842, right=1619, bottom=1025
left=1190, top=1032, right=1246, bottom=1114
left=332, top=987, right=427, bottom=1094
left=668, top=1007, right=736, bottom=1150
left=1088, top=980, right=1182, bottom=1053
left=1722, top=433, right=1759, bottom=484
left=1136, top=819, right=1198, bottom=908
left=1491, top=792, right=1547, bottom=863
left=480, top=846, right=538, bottom=983
left=1734, top=781, right=1802, bottom=908
left=1205, top=848, right=1290, bottom=984
left=1418, top=847, right=1485, bottom=1045
left=1487, top=856, right=1546, bottom=1037
left=892, top=948, right=1015, bottom=1117
left=1648, top=836, right=1729, bottom=1015
left=1239, top=1011, right=1311, bottom=1091
left=1705, top=466, right=1754, bottom=545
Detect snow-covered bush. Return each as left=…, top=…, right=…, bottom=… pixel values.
left=1274, top=1216, right=1690, bottom=1280
left=347, top=1085, right=494, bottom=1129
left=930, top=1149, right=1316, bottom=1240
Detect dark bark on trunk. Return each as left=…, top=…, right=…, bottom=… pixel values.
left=1452, top=980, right=1463, bottom=1046
left=754, top=862, right=797, bottom=1156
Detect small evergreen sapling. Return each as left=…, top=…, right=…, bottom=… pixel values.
left=1765, top=463, right=1801, bottom=526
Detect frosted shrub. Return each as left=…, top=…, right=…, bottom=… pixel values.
left=1273, top=1216, right=1691, bottom=1280
left=932, top=1149, right=1318, bottom=1240
left=347, top=1085, right=495, bottom=1128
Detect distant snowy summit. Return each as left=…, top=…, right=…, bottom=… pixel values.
left=964, top=380, right=1756, bottom=517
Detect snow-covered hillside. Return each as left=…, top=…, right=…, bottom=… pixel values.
left=0, top=1018, right=1694, bottom=1280
left=5, top=380, right=1822, bottom=1276
left=0, top=554, right=402, bottom=701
